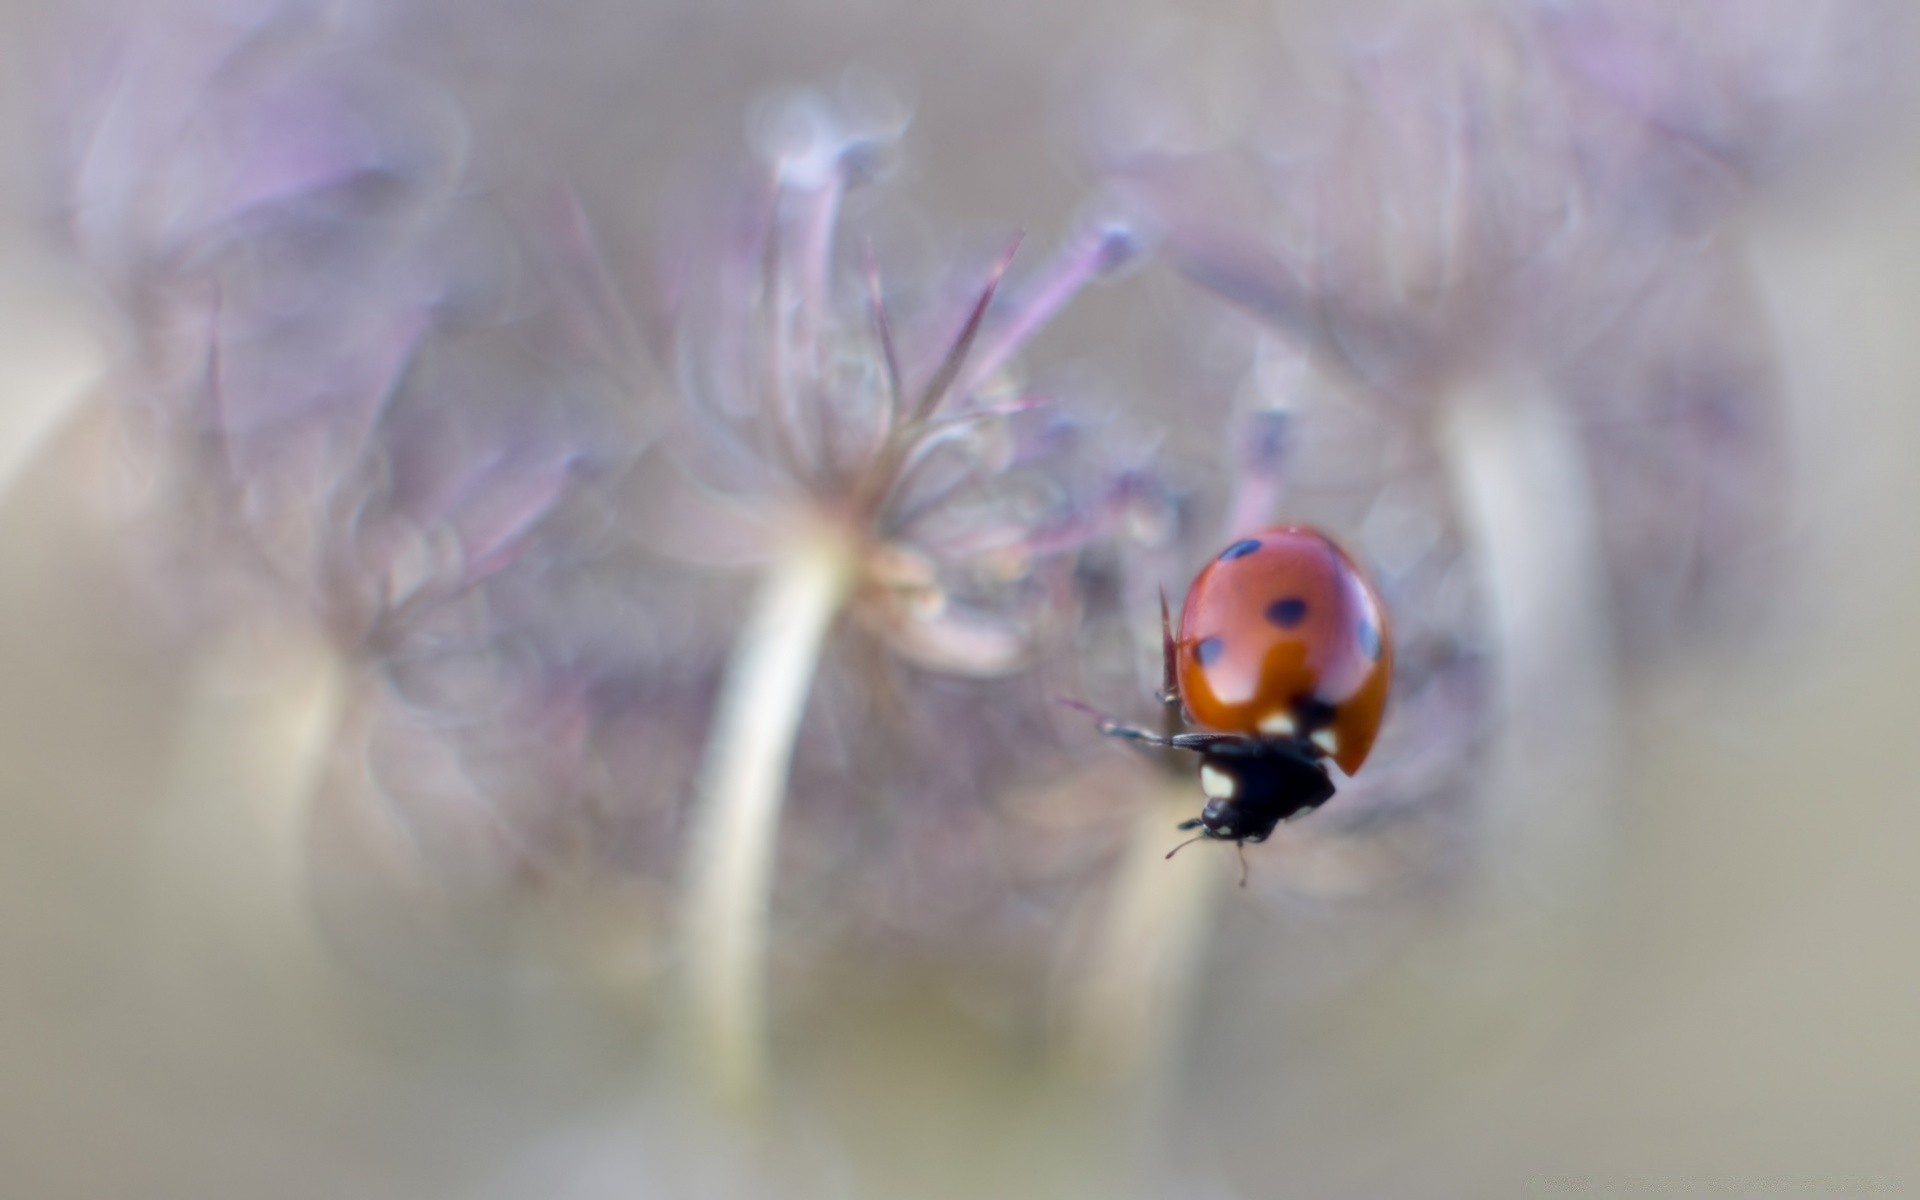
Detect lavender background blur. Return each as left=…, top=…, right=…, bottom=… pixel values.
left=3, top=0, right=1920, bottom=1196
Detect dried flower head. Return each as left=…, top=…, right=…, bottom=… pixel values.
left=1049, top=0, right=1909, bottom=1183
left=61, top=3, right=675, bottom=961
left=647, top=93, right=1140, bottom=676
left=1074, top=0, right=1809, bottom=659
left=642, top=85, right=1145, bottom=1100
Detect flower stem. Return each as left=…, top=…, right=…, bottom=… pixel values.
left=679, top=528, right=856, bottom=1106
left=1060, top=776, right=1223, bottom=1090
left=0, top=307, right=99, bottom=505
left=1439, top=374, right=1618, bottom=912
left=149, top=627, right=350, bottom=1004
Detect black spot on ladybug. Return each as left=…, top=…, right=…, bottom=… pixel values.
left=1357, top=619, right=1381, bottom=661
left=1294, top=697, right=1338, bottom=732
left=1219, top=538, right=1261, bottom=561
left=1195, top=636, right=1225, bottom=666
left=1265, top=597, right=1307, bottom=628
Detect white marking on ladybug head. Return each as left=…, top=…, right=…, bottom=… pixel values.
left=1310, top=728, right=1339, bottom=756
left=1257, top=711, right=1296, bottom=737
left=1199, top=763, right=1236, bottom=800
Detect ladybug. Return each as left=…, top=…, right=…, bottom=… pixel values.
left=1084, top=525, right=1392, bottom=869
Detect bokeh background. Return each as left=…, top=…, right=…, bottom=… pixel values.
left=3, top=0, right=1920, bottom=1196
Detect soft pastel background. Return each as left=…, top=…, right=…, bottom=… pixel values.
left=3, top=1, right=1919, bottom=1196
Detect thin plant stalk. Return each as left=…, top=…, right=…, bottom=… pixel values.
left=679, top=526, right=857, bottom=1105
left=0, top=386, right=88, bottom=506
left=1439, top=373, right=1618, bottom=918
left=1061, top=776, right=1224, bottom=1089
left=149, top=626, right=350, bottom=1006
left=962, top=227, right=1133, bottom=392
left=0, top=299, right=101, bottom=505
left=789, top=168, right=845, bottom=370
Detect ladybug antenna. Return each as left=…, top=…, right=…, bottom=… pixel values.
left=1164, top=832, right=1208, bottom=861
left=1236, top=842, right=1249, bottom=888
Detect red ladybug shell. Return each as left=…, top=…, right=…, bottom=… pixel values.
left=1175, top=525, right=1392, bottom=776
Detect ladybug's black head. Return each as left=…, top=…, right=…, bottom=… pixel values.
left=1181, top=742, right=1336, bottom=846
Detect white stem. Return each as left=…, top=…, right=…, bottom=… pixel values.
left=1060, top=777, right=1222, bottom=1090
left=1440, top=374, right=1619, bottom=915
left=679, top=531, right=855, bottom=1105
left=0, top=308, right=100, bottom=505
left=148, top=627, right=350, bottom=1005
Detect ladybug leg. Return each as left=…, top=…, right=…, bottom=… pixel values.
left=1058, top=698, right=1178, bottom=749
left=1167, top=732, right=1246, bottom=751
left=1072, top=591, right=1190, bottom=756
left=1092, top=717, right=1180, bottom=748
left=1059, top=699, right=1244, bottom=754
left=1102, top=720, right=1242, bottom=753
left=1154, top=588, right=1194, bottom=745
left=1154, top=588, right=1181, bottom=712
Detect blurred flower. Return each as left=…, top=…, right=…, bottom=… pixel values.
left=1047, top=0, right=1912, bottom=1184
left=59, top=2, right=679, bottom=979
left=59, top=3, right=1160, bottom=1065
left=1073, top=0, right=1825, bottom=662
left=22, top=0, right=1920, bottom=1196
left=649, top=93, right=1139, bottom=676
left=1535, top=0, right=1915, bottom=181
left=1048, top=357, right=1498, bottom=1091
left=639, top=86, right=1143, bottom=1100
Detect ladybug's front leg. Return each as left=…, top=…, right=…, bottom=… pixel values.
left=1155, top=588, right=1183, bottom=729
left=1094, top=719, right=1242, bottom=755
left=1077, top=711, right=1178, bottom=750
left=1060, top=700, right=1240, bottom=756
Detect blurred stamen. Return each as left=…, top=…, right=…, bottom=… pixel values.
left=781, top=153, right=848, bottom=377
left=963, top=224, right=1138, bottom=390
left=909, top=235, right=1021, bottom=426
left=862, top=242, right=905, bottom=437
